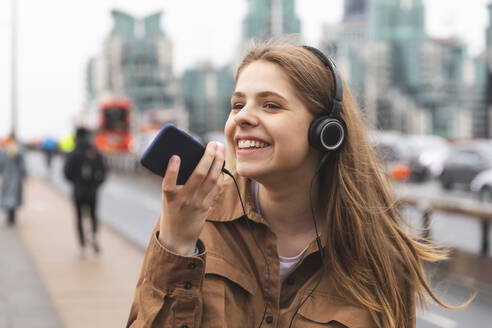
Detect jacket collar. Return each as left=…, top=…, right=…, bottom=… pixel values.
left=206, top=170, right=328, bottom=258
left=206, top=171, right=266, bottom=225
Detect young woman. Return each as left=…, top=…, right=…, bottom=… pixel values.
left=127, top=41, right=454, bottom=328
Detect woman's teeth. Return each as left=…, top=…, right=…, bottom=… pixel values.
left=237, top=140, right=268, bottom=149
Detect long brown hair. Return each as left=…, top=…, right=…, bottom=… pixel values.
left=234, top=39, right=467, bottom=327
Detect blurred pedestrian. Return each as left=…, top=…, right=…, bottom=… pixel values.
left=64, top=127, right=107, bottom=257
left=41, top=137, right=58, bottom=174
left=128, top=41, right=466, bottom=327
left=0, top=133, right=26, bottom=226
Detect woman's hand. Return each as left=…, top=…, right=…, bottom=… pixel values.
left=158, top=142, right=225, bottom=256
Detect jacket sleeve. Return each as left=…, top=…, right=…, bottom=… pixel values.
left=127, top=222, right=206, bottom=328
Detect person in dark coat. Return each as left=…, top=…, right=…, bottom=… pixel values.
left=0, top=133, right=26, bottom=226
left=64, top=127, right=107, bottom=256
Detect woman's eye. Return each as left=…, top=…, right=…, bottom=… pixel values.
left=265, top=102, right=280, bottom=109
left=231, top=103, right=244, bottom=110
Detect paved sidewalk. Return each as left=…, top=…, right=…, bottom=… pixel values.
left=0, top=219, right=62, bottom=328
left=2, top=176, right=145, bottom=328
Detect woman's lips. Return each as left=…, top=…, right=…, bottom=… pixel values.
left=236, top=145, right=272, bottom=155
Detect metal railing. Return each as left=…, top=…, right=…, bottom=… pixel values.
left=398, top=194, right=492, bottom=256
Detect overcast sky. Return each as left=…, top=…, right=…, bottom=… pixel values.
left=0, top=0, right=490, bottom=140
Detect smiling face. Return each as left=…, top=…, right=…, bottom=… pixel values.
left=225, top=60, right=321, bottom=183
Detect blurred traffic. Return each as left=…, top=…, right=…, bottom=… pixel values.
left=367, top=130, right=492, bottom=206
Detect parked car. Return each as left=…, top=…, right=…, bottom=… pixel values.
left=439, top=141, right=492, bottom=190
left=406, top=134, right=450, bottom=182
left=470, top=169, right=492, bottom=203
left=369, top=130, right=412, bottom=180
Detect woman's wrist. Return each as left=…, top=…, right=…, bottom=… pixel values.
left=158, top=231, right=198, bottom=257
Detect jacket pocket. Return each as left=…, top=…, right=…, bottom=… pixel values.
left=201, top=253, right=257, bottom=327
left=295, top=292, right=374, bottom=328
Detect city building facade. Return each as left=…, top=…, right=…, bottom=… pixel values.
left=472, top=55, right=487, bottom=138
left=484, top=3, right=492, bottom=138
left=321, top=0, right=473, bottom=137
left=85, top=9, right=186, bottom=131
left=181, top=62, right=234, bottom=138
left=242, top=0, right=300, bottom=40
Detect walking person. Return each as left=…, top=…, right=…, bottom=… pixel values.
left=64, top=127, right=107, bottom=257
left=41, top=137, right=58, bottom=176
left=127, top=41, right=465, bottom=327
left=0, top=133, right=26, bottom=226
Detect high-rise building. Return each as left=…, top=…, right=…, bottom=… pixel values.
left=370, top=0, right=426, bottom=93
left=344, top=0, right=367, bottom=19
left=181, top=62, right=234, bottom=137
left=369, top=0, right=425, bottom=41
left=86, top=10, right=175, bottom=112
left=235, top=0, right=302, bottom=80
left=417, top=37, right=466, bottom=136
left=465, top=55, right=486, bottom=138
left=242, top=0, right=301, bottom=40
left=484, top=3, right=492, bottom=138
left=85, top=9, right=188, bottom=133
left=321, top=0, right=470, bottom=137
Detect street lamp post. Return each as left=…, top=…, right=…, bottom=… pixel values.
left=11, top=0, right=18, bottom=135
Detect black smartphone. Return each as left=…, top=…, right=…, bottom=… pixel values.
left=140, top=124, right=206, bottom=185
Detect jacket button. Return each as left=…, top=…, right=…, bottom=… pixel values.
left=266, top=316, right=273, bottom=324
left=184, top=281, right=192, bottom=289
left=188, top=262, right=196, bottom=269
left=286, top=277, right=295, bottom=285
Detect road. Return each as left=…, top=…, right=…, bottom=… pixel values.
left=27, top=151, right=492, bottom=327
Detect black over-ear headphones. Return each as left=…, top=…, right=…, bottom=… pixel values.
left=286, top=47, right=347, bottom=328
left=303, top=45, right=346, bottom=153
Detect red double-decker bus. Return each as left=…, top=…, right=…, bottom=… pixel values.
left=94, top=98, right=133, bottom=152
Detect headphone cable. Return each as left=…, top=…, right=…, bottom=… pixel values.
left=222, top=168, right=270, bottom=328
left=223, top=151, right=328, bottom=328
left=288, top=153, right=329, bottom=328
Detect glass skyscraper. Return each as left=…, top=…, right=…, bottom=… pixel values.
left=86, top=10, right=174, bottom=112
left=242, top=0, right=301, bottom=40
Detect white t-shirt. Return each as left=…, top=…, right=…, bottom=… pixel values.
left=251, top=180, right=308, bottom=288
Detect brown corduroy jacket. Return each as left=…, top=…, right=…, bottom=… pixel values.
left=127, top=173, right=415, bottom=327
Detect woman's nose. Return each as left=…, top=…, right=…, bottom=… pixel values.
left=233, top=106, right=259, bottom=127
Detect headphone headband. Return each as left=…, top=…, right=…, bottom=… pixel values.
left=303, top=45, right=346, bottom=153
left=301, top=45, right=343, bottom=116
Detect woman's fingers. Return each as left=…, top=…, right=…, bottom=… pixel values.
left=158, top=143, right=225, bottom=257
left=202, top=171, right=225, bottom=207
left=199, top=143, right=225, bottom=194
left=184, top=142, right=217, bottom=191
left=162, top=155, right=180, bottom=198
left=162, top=142, right=224, bottom=207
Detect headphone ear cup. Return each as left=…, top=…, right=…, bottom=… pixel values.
left=308, top=116, right=325, bottom=151
left=308, top=116, right=346, bottom=152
